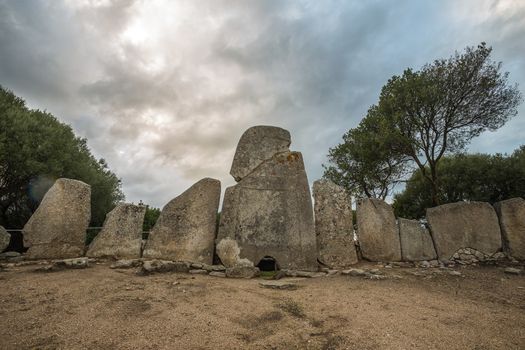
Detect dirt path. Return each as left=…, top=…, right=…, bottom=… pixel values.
left=0, top=262, right=524, bottom=350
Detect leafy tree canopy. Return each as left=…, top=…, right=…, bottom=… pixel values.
left=0, top=86, right=124, bottom=228
left=142, top=205, right=160, bottom=234
left=323, top=106, right=411, bottom=199
left=393, top=146, right=525, bottom=219
left=325, top=43, right=522, bottom=204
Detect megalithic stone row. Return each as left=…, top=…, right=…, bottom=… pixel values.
left=398, top=218, right=437, bottom=261
left=356, top=198, right=401, bottom=262
left=23, top=178, right=91, bottom=259
left=426, top=201, right=502, bottom=260
left=142, top=178, right=221, bottom=264
left=494, top=198, right=525, bottom=260
left=217, top=126, right=318, bottom=271
left=86, top=203, right=146, bottom=259
left=313, top=179, right=358, bottom=268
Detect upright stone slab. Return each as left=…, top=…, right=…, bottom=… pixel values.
left=356, top=198, right=401, bottom=262
left=426, top=201, right=502, bottom=260
left=23, top=178, right=91, bottom=259
left=143, top=178, right=220, bottom=264
left=217, top=126, right=317, bottom=271
left=494, top=198, right=525, bottom=260
left=0, top=226, right=10, bottom=252
left=313, top=179, right=358, bottom=268
left=398, top=218, right=437, bottom=261
left=230, top=126, right=291, bottom=182
left=86, top=203, right=146, bottom=259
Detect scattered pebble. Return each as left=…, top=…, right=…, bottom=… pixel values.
left=504, top=267, right=522, bottom=275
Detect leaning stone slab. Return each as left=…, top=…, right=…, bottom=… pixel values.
left=313, top=179, right=358, bottom=268
left=494, top=198, right=525, bottom=260
left=230, top=126, right=291, bottom=182
left=0, top=226, right=10, bottom=252
left=143, top=178, right=221, bottom=264
left=87, top=203, right=146, bottom=259
left=217, top=151, right=318, bottom=271
left=23, top=178, right=91, bottom=259
left=426, top=201, right=502, bottom=260
left=398, top=218, right=437, bottom=261
left=356, top=198, right=401, bottom=262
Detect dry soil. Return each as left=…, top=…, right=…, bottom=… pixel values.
left=0, top=262, right=524, bottom=350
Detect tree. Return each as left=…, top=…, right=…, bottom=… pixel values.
left=0, top=86, right=124, bottom=229
left=323, top=106, right=411, bottom=199
left=393, top=147, right=525, bottom=219
left=142, top=205, right=161, bottom=234
left=378, top=43, right=522, bottom=205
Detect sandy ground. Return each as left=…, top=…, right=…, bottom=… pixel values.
left=0, top=261, right=524, bottom=350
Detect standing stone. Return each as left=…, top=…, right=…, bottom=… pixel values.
left=313, top=179, right=358, bottom=268
left=86, top=203, right=146, bottom=259
left=426, top=201, right=502, bottom=260
left=0, top=226, right=10, bottom=252
left=217, top=126, right=317, bottom=271
left=356, top=198, right=401, bottom=262
left=23, top=178, right=91, bottom=259
left=494, top=198, right=525, bottom=260
left=398, top=218, right=437, bottom=261
left=230, top=126, right=291, bottom=182
left=142, top=178, right=220, bottom=264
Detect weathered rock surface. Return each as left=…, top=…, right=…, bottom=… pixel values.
left=451, top=247, right=504, bottom=264
left=143, top=178, right=221, bottom=264
left=35, top=257, right=90, bottom=272
left=426, top=201, right=502, bottom=260
left=23, top=178, right=91, bottom=259
left=225, top=266, right=260, bottom=279
left=209, top=271, right=226, bottom=278
left=140, top=260, right=190, bottom=274
left=230, top=126, right=291, bottom=182
left=87, top=203, right=146, bottom=259
left=0, top=251, right=21, bottom=259
left=313, top=179, right=358, bottom=268
left=494, top=198, right=525, bottom=260
left=504, top=267, right=522, bottom=275
left=356, top=198, right=401, bottom=262
left=0, top=226, right=10, bottom=252
left=259, top=281, right=298, bottom=290
left=217, top=151, right=318, bottom=271
left=110, top=259, right=142, bottom=269
left=398, top=218, right=437, bottom=261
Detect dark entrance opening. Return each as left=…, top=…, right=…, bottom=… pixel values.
left=257, top=256, right=279, bottom=271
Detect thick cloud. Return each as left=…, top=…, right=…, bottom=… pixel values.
left=1, top=0, right=524, bottom=207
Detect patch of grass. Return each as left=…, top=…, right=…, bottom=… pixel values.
left=259, top=270, right=277, bottom=279
left=275, top=298, right=306, bottom=318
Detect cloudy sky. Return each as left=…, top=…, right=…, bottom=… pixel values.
left=1, top=0, right=524, bottom=207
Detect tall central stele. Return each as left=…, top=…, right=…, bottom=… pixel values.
left=216, top=125, right=317, bottom=271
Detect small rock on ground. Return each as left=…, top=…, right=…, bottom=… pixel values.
left=110, top=259, right=141, bottom=269
left=504, top=267, right=522, bottom=275
left=259, top=281, right=298, bottom=290
left=209, top=271, right=226, bottom=278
